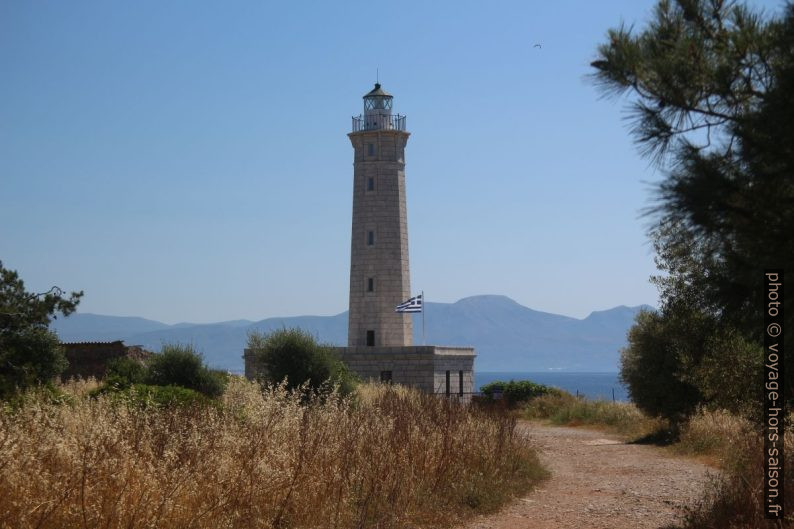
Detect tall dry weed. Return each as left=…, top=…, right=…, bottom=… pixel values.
left=674, top=408, right=755, bottom=462
left=0, top=378, right=545, bottom=529
left=673, top=426, right=794, bottom=529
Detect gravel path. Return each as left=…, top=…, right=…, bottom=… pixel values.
left=457, top=422, right=714, bottom=529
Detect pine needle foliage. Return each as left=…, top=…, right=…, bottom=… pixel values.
left=594, top=0, right=794, bottom=419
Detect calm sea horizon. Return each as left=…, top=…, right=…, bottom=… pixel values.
left=475, top=371, right=629, bottom=402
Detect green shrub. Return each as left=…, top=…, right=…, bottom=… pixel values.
left=686, top=330, right=765, bottom=419
left=247, top=329, right=357, bottom=396
left=480, top=379, right=559, bottom=406
left=104, top=356, right=147, bottom=389
left=2, top=382, right=74, bottom=412
left=620, top=310, right=704, bottom=426
left=145, top=345, right=226, bottom=398
left=0, top=261, right=82, bottom=400
left=522, top=392, right=666, bottom=438
left=0, top=327, right=66, bottom=399
left=111, top=384, right=211, bottom=408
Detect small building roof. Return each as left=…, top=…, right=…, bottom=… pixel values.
left=61, top=340, right=124, bottom=346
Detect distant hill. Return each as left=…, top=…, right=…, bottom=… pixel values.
left=53, top=313, right=171, bottom=341
left=51, top=296, right=653, bottom=373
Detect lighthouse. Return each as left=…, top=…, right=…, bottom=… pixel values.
left=245, top=83, right=476, bottom=397
left=347, top=84, right=413, bottom=348
left=336, top=83, right=476, bottom=397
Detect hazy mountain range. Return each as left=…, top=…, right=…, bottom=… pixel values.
left=50, top=295, right=653, bottom=372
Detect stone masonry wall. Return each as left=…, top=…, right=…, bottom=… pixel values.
left=242, top=348, right=262, bottom=380
left=336, top=346, right=435, bottom=392
left=336, top=346, right=476, bottom=396
left=347, top=129, right=413, bottom=347
left=432, top=347, right=476, bottom=398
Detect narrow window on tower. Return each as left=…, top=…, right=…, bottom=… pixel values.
left=367, top=230, right=374, bottom=246
left=367, top=277, right=374, bottom=292
left=445, top=371, right=451, bottom=396
left=367, top=143, right=375, bottom=156
left=459, top=370, right=464, bottom=396
left=366, top=330, right=375, bottom=346
left=367, top=177, right=375, bottom=191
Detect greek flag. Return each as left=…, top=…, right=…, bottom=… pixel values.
left=395, top=293, right=423, bottom=313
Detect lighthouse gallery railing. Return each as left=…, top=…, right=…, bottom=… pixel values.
left=352, top=114, right=406, bottom=132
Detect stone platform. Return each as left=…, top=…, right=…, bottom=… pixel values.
left=333, top=345, right=476, bottom=396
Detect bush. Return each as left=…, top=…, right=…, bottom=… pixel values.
left=145, top=345, right=227, bottom=398
left=0, top=327, right=66, bottom=399
left=523, top=392, right=665, bottom=439
left=0, top=261, right=82, bottom=400
left=686, top=330, right=765, bottom=419
left=104, top=356, right=147, bottom=389
left=480, top=379, right=559, bottom=407
left=116, top=384, right=212, bottom=408
left=2, top=381, right=74, bottom=412
left=247, top=328, right=357, bottom=396
left=620, top=309, right=704, bottom=426
left=622, top=308, right=769, bottom=428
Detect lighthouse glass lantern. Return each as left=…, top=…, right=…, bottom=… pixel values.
left=364, top=83, right=392, bottom=130
left=353, top=83, right=405, bottom=132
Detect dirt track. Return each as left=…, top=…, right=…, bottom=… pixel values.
left=457, top=422, right=714, bottom=529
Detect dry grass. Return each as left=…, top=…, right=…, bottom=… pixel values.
left=522, top=392, right=665, bottom=439
left=57, top=376, right=102, bottom=397
left=672, top=408, right=755, bottom=466
left=0, top=378, right=546, bottom=529
left=672, top=422, right=794, bottom=529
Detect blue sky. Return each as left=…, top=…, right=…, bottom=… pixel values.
left=1, top=0, right=783, bottom=324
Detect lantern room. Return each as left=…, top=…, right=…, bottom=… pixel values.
left=352, top=83, right=405, bottom=132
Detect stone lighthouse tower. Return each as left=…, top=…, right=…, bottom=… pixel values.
left=347, top=84, right=413, bottom=348
left=334, top=83, right=475, bottom=397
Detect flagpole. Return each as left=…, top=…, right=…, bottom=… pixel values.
left=422, top=290, right=426, bottom=346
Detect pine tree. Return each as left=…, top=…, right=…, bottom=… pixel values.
left=593, top=0, right=794, bottom=413
left=0, top=261, right=83, bottom=397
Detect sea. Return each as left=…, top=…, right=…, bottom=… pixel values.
left=475, top=372, right=629, bottom=402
